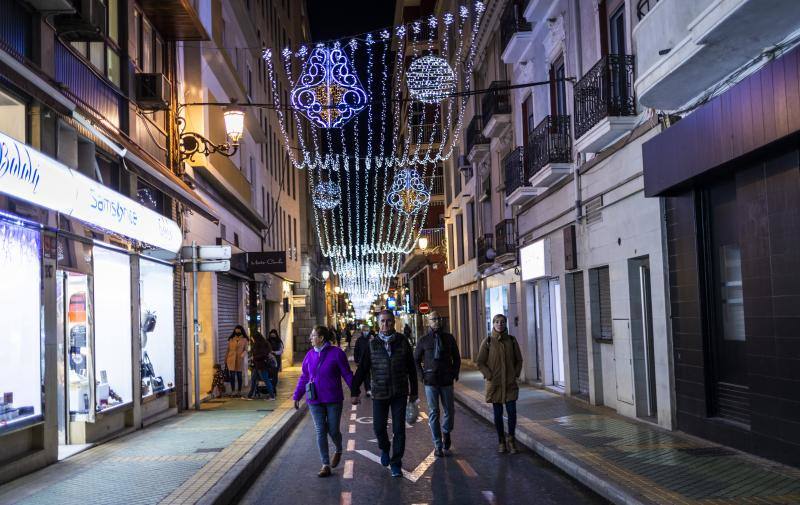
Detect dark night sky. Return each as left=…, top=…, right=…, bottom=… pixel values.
left=306, top=0, right=396, bottom=42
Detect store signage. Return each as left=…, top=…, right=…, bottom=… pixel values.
left=387, top=297, right=397, bottom=310
left=0, top=131, right=182, bottom=252
left=247, top=251, right=286, bottom=273
left=520, top=239, right=546, bottom=281
left=418, top=302, right=430, bottom=314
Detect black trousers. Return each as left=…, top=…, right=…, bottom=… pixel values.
left=372, top=395, right=407, bottom=466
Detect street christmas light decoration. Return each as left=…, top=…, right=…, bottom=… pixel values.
left=290, top=44, right=368, bottom=129
left=313, top=180, right=341, bottom=210
left=406, top=55, right=456, bottom=104
left=262, top=1, right=486, bottom=171
left=386, top=168, right=431, bottom=216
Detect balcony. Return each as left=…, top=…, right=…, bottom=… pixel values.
left=419, top=227, right=446, bottom=251
left=495, top=219, right=517, bottom=264
left=526, top=115, right=573, bottom=188
left=500, top=0, right=533, bottom=64
left=634, top=0, right=800, bottom=109
left=409, top=123, right=442, bottom=145
left=466, top=115, right=490, bottom=162
left=574, top=54, right=638, bottom=153
left=481, top=81, right=511, bottom=138
left=425, top=175, right=444, bottom=196
left=477, top=234, right=494, bottom=270
left=503, top=147, right=541, bottom=206
left=55, top=41, right=122, bottom=128
left=138, top=0, right=209, bottom=41
left=0, top=0, right=32, bottom=60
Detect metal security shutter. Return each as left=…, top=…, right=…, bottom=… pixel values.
left=570, top=273, right=589, bottom=398
left=590, top=267, right=612, bottom=341
left=217, top=274, right=240, bottom=365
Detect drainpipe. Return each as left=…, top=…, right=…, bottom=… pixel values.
left=572, top=0, right=584, bottom=225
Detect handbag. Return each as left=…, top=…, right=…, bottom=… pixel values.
left=305, top=348, right=328, bottom=401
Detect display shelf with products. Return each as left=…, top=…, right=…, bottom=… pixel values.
left=139, top=258, right=175, bottom=398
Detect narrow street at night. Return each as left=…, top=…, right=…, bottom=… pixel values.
left=239, top=382, right=607, bottom=505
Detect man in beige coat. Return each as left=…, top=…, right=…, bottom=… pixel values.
left=476, top=314, right=523, bottom=454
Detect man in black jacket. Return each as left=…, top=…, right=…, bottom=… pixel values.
left=414, top=311, right=460, bottom=457
left=352, top=310, right=418, bottom=478
left=352, top=325, right=372, bottom=397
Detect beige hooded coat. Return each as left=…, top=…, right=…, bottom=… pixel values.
left=476, top=331, right=523, bottom=403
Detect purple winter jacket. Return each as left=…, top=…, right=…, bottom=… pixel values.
left=293, top=344, right=354, bottom=404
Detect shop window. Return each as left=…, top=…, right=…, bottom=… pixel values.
left=0, top=88, right=26, bottom=143
left=589, top=266, right=612, bottom=341
left=0, top=220, right=42, bottom=430
left=485, top=285, right=509, bottom=336
left=93, top=246, right=132, bottom=412
left=139, top=258, right=175, bottom=397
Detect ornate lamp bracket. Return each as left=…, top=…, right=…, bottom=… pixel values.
left=177, top=116, right=239, bottom=162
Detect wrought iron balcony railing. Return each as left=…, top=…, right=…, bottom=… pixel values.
left=525, top=115, right=573, bottom=177
left=503, top=147, right=526, bottom=197
left=425, top=175, right=445, bottom=196
left=418, top=227, right=446, bottom=251
left=481, top=81, right=511, bottom=126
left=495, top=219, right=517, bottom=259
left=573, top=54, right=636, bottom=139
left=410, top=123, right=442, bottom=145
left=500, top=0, right=532, bottom=53
left=466, top=115, right=489, bottom=155
left=477, top=233, right=494, bottom=268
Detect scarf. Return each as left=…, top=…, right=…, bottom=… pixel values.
left=378, top=332, right=394, bottom=357
left=491, top=330, right=507, bottom=341
left=313, top=342, right=329, bottom=353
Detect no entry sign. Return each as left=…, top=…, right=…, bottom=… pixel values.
left=418, top=302, right=430, bottom=314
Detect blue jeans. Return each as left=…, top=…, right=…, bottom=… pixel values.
left=247, top=368, right=275, bottom=398
left=492, top=401, right=517, bottom=442
left=309, top=402, right=343, bottom=466
left=372, top=396, right=407, bottom=466
left=424, top=385, right=454, bottom=449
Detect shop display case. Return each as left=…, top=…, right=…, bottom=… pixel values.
left=139, top=259, right=175, bottom=397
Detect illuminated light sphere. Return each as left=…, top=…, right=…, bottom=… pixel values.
left=313, top=180, right=341, bottom=210
left=386, top=168, right=431, bottom=216
left=406, top=55, right=456, bottom=104
left=291, top=45, right=368, bottom=129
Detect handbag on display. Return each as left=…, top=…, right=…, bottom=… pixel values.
left=141, top=352, right=165, bottom=392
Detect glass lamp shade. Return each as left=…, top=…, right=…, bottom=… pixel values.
left=418, top=236, right=429, bottom=250
left=334, top=286, right=342, bottom=294
left=321, top=270, right=330, bottom=281
left=223, top=106, right=245, bottom=144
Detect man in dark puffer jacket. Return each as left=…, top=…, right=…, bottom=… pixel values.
left=351, top=310, right=418, bottom=478
left=414, top=311, right=460, bottom=456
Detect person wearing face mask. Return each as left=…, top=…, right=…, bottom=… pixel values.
left=351, top=310, right=418, bottom=478
left=293, top=326, right=353, bottom=477
left=414, top=311, right=460, bottom=457
left=225, top=325, right=248, bottom=396
left=476, top=314, right=523, bottom=454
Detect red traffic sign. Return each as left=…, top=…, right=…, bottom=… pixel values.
left=418, top=302, right=431, bottom=314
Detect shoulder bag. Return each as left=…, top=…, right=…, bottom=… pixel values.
left=305, top=348, right=328, bottom=401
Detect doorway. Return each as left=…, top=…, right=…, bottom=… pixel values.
left=548, top=279, right=565, bottom=387
left=566, top=272, right=589, bottom=399
left=628, top=257, right=657, bottom=420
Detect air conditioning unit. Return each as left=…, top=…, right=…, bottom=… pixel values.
left=135, top=73, right=171, bottom=110
left=54, top=0, right=106, bottom=42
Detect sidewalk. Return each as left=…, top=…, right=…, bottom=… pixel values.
left=0, top=368, right=306, bottom=505
left=454, top=368, right=800, bottom=505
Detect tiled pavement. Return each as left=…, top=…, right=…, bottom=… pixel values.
left=0, top=368, right=304, bottom=505
left=455, top=369, right=800, bottom=505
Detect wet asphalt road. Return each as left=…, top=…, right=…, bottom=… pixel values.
left=237, top=387, right=607, bottom=505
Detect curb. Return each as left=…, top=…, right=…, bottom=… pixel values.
left=197, top=402, right=308, bottom=505
left=453, top=384, right=651, bottom=505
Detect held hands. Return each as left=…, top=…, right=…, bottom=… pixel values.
left=351, top=395, right=361, bottom=405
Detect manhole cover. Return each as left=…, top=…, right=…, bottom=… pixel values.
left=195, top=447, right=224, bottom=453
left=678, top=447, right=736, bottom=457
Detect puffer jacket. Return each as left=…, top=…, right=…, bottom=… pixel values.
left=475, top=331, right=523, bottom=403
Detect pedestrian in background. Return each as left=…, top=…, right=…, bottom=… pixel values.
left=293, top=326, right=353, bottom=477
left=476, top=314, right=523, bottom=454
left=414, top=311, right=460, bottom=457
left=345, top=326, right=353, bottom=349
left=267, top=329, right=284, bottom=388
left=353, top=324, right=372, bottom=397
left=403, top=323, right=413, bottom=345
left=225, top=325, right=248, bottom=396
left=351, top=310, right=418, bottom=478
left=247, top=331, right=275, bottom=400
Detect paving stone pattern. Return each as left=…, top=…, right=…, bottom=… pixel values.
left=0, top=368, right=301, bottom=505
left=457, top=369, right=800, bottom=505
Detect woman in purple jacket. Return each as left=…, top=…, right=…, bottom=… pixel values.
left=293, top=325, right=354, bottom=477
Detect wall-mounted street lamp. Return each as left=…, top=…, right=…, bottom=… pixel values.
left=334, top=286, right=342, bottom=295
left=178, top=102, right=245, bottom=162
left=321, top=270, right=330, bottom=281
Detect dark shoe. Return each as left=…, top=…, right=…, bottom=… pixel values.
left=507, top=436, right=519, bottom=454
left=318, top=465, right=331, bottom=477
left=498, top=441, right=508, bottom=454
left=331, top=452, right=342, bottom=468
left=434, top=447, right=444, bottom=457
left=380, top=451, right=390, bottom=467
left=443, top=432, right=451, bottom=451
left=390, top=463, right=402, bottom=477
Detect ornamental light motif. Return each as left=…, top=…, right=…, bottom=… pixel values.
left=313, top=180, right=341, bottom=210
left=386, top=168, right=431, bottom=216
left=290, top=44, right=368, bottom=129
left=406, top=55, right=456, bottom=104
